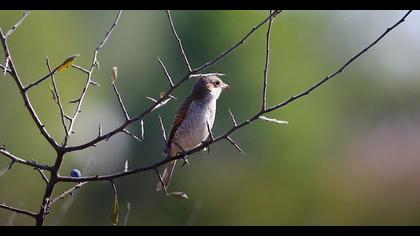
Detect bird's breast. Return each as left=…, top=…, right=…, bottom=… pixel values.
left=172, top=99, right=216, bottom=151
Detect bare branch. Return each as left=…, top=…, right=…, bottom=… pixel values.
left=0, top=147, right=51, bottom=170
left=0, top=203, right=36, bottom=218
left=140, top=120, right=144, bottom=141
left=46, top=57, right=69, bottom=138
left=58, top=10, right=413, bottom=185
left=72, top=64, right=90, bottom=74
left=157, top=56, right=174, bottom=87
left=0, top=28, right=60, bottom=150
left=65, top=10, right=122, bottom=144
left=262, top=10, right=274, bottom=110
left=24, top=66, right=59, bottom=91
left=123, top=202, right=131, bottom=226
left=98, top=122, right=103, bottom=137
left=259, top=115, right=288, bottom=125
left=4, top=11, right=30, bottom=38
left=226, top=136, right=245, bottom=155
left=64, top=11, right=278, bottom=153
left=112, top=80, right=130, bottom=121
left=194, top=10, right=282, bottom=72
left=158, top=115, right=167, bottom=143
left=265, top=10, right=413, bottom=114
left=50, top=182, right=87, bottom=206
left=122, top=129, right=142, bottom=142
left=228, top=108, right=237, bottom=126
left=166, top=10, right=192, bottom=72
left=36, top=168, right=49, bottom=184
left=0, top=62, right=10, bottom=75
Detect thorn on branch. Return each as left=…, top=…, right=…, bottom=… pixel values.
left=72, top=64, right=90, bottom=74
left=158, top=115, right=167, bottom=143
left=259, top=115, right=288, bottom=125
left=111, top=71, right=130, bottom=120
left=140, top=120, right=144, bottom=141
left=8, top=160, right=15, bottom=170
left=3, top=56, right=10, bottom=77
left=89, top=80, right=101, bottom=87
left=157, top=56, right=174, bottom=87
left=69, top=98, right=81, bottom=104
left=122, top=129, right=142, bottom=143
left=226, top=136, right=244, bottom=155
left=98, top=122, right=102, bottom=137
left=166, top=10, right=192, bottom=72
left=228, top=108, right=237, bottom=126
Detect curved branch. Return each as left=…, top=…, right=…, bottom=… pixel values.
left=0, top=203, right=37, bottom=218
left=59, top=10, right=413, bottom=184
left=0, top=147, right=52, bottom=171
left=0, top=26, right=60, bottom=151
left=64, top=10, right=283, bottom=153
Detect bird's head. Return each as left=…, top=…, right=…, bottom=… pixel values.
left=191, top=74, right=229, bottom=100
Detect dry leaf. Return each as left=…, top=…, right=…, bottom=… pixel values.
left=57, top=54, right=80, bottom=72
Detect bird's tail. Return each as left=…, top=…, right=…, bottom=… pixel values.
left=156, top=159, right=177, bottom=192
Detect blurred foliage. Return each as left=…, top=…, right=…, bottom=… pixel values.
left=1, top=10, right=420, bottom=225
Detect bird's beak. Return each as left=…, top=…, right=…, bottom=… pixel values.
left=222, top=82, right=230, bottom=90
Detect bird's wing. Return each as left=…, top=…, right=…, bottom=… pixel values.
left=167, top=95, right=193, bottom=146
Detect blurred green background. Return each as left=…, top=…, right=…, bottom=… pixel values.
left=1, top=10, right=420, bottom=226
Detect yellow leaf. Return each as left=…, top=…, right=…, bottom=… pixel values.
left=111, top=193, right=119, bottom=225
left=57, top=54, right=80, bottom=72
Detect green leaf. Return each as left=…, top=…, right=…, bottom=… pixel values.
left=111, top=193, right=119, bottom=225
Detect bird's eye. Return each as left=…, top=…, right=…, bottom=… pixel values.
left=214, top=81, right=220, bottom=86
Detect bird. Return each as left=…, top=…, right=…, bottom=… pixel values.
left=156, top=74, right=229, bottom=191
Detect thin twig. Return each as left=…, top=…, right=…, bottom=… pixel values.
left=226, top=136, right=245, bottom=155
left=154, top=168, right=168, bottom=196
left=193, top=10, right=282, bottom=72
left=157, top=56, right=174, bottom=87
left=35, top=167, right=50, bottom=184
left=166, top=10, right=192, bottom=72
left=123, top=202, right=131, bottom=226
left=262, top=10, right=274, bottom=110
left=46, top=57, right=69, bottom=138
left=122, top=129, right=142, bottom=142
left=140, top=120, right=144, bottom=141
left=0, top=147, right=51, bottom=170
left=158, top=115, right=167, bottom=143
left=50, top=182, right=87, bottom=206
left=264, top=10, right=414, bottom=114
left=0, top=28, right=60, bottom=150
left=0, top=203, right=36, bottom=218
left=72, top=64, right=90, bottom=74
left=112, top=81, right=130, bottom=120
left=65, top=10, right=122, bottom=144
left=228, top=108, right=237, bottom=126
left=5, top=11, right=30, bottom=38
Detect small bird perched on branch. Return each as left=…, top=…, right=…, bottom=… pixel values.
left=157, top=74, right=229, bottom=191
